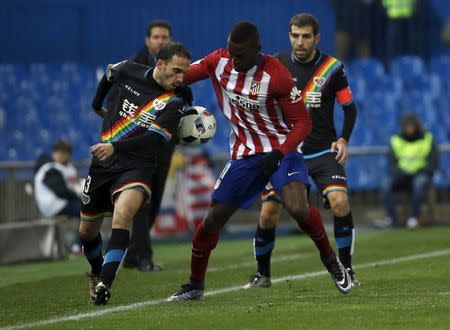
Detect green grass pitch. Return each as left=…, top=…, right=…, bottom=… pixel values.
left=1, top=227, right=450, bottom=329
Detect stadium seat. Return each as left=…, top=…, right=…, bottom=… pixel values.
left=400, top=91, right=437, bottom=127
left=390, top=56, right=424, bottom=80
left=428, top=55, right=450, bottom=79
left=366, top=74, right=403, bottom=99
left=346, top=58, right=385, bottom=79
left=401, top=73, right=441, bottom=98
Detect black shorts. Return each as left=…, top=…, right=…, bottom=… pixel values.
left=305, top=151, right=348, bottom=196
left=80, top=167, right=153, bottom=221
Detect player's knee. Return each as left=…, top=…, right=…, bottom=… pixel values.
left=112, top=205, right=135, bottom=229
left=260, top=203, right=281, bottom=228
left=329, top=193, right=350, bottom=216
left=202, top=213, right=222, bottom=233
left=79, top=222, right=97, bottom=240
left=284, top=202, right=309, bottom=221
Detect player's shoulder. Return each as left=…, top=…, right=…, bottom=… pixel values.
left=199, top=48, right=229, bottom=67
left=207, top=48, right=230, bottom=61
left=320, top=52, right=343, bottom=67
left=106, top=59, right=149, bottom=80
left=263, top=54, right=293, bottom=78
left=123, top=61, right=150, bottom=74
left=159, top=91, right=186, bottom=110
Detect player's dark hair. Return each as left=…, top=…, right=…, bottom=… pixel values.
left=52, top=140, right=72, bottom=153
left=289, top=13, right=320, bottom=35
left=146, top=19, right=172, bottom=37
left=229, top=21, right=260, bottom=45
left=157, top=41, right=191, bottom=61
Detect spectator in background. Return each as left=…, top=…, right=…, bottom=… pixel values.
left=376, top=113, right=438, bottom=229
left=134, top=20, right=172, bottom=67
left=122, top=19, right=173, bottom=272
left=34, top=140, right=81, bottom=254
left=331, top=0, right=378, bottom=61
left=34, top=140, right=81, bottom=218
left=382, top=0, right=418, bottom=63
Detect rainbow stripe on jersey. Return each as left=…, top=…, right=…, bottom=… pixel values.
left=301, top=56, right=343, bottom=110
left=101, top=92, right=179, bottom=143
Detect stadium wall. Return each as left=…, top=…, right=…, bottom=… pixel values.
left=0, top=0, right=336, bottom=65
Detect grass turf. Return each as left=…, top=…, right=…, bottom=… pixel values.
left=1, top=227, right=449, bottom=329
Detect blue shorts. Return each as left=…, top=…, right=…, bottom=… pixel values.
left=211, top=151, right=309, bottom=209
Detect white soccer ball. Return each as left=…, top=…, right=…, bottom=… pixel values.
left=178, top=106, right=216, bottom=145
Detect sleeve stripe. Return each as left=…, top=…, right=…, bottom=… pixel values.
left=149, top=123, right=172, bottom=141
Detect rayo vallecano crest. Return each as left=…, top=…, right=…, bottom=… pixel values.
left=313, top=76, right=326, bottom=87
left=153, top=98, right=166, bottom=110
left=250, top=80, right=261, bottom=95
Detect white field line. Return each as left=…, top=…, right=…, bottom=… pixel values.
left=3, top=248, right=450, bottom=330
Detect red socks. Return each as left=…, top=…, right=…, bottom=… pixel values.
left=296, top=206, right=332, bottom=257
left=190, top=222, right=220, bottom=282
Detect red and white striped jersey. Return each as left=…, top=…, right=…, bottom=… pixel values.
left=185, top=48, right=311, bottom=160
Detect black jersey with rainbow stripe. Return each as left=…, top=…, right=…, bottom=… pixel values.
left=92, top=60, right=186, bottom=172
left=275, top=50, right=353, bottom=155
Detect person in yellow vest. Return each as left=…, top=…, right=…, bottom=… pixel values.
left=378, top=112, right=438, bottom=229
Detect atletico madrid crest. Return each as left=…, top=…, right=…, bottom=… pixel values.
left=250, top=80, right=261, bottom=95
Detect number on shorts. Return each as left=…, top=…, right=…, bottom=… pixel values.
left=83, top=175, right=92, bottom=193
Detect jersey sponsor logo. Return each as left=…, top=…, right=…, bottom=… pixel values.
left=290, top=86, right=302, bottom=103
left=249, top=80, right=261, bottom=95
left=125, top=84, right=140, bottom=96
left=119, top=99, right=156, bottom=128
left=120, top=99, right=139, bottom=117
left=152, top=98, right=166, bottom=111
left=304, top=91, right=322, bottom=108
left=313, top=76, right=326, bottom=87
left=219, top=72, right=230, bottom=79
left=226, top=91, right=260, bottom=110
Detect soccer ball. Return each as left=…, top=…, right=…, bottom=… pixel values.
left=178, top=106, right=216, bottom=145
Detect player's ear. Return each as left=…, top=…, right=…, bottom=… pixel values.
left=155, top=59, right=165, bottom=70
left=315, top=33, right=321, bottom=44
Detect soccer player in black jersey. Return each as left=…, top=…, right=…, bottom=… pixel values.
left=247, top=13, right=359, bottom=288
left=79, top=42, right=192, bottom=305
left=124, top=20, right=173, bottom=272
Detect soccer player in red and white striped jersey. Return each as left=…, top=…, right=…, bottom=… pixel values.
left=185, top=41, right=310, bottom=160
left=168, top=21, right=351, bottom=301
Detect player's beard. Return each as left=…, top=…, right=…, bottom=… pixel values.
left=295, top=41, right=317, bottom=63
